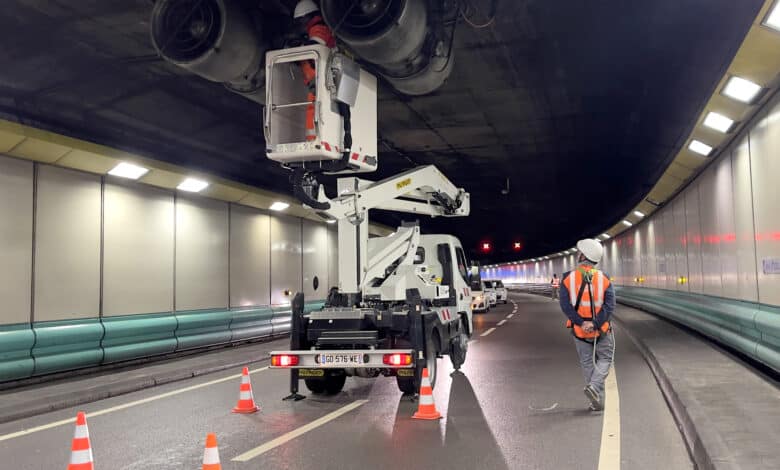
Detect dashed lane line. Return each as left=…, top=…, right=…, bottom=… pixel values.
left=481, top=327, right=497, bottom=337
left=0, top=367, right=269, bottom=442
left=506, top=314, right=514, bottom=319
left=232, top=400, right=369, bottom=462
left=497, top=319, right=507, bottom=327
left=597, top=367, right=621, bottom=470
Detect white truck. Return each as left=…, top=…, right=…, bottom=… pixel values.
left=263, top=43, right=475, bottom=397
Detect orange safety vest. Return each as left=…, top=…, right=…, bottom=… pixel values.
left=564, top=266, right=610, bottom=339
left=552, top=278, right=560, bottom=288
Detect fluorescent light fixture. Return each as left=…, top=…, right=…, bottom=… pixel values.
left=622, top=220, right=633, bottom=227
left=689, top=140, right=713, bottom=156
left=722, top=76, right=762, bottom=103
left=764, top=1, right=780, bottom=31
left=703, top=112, right=735, bottom=133
left=326, top=219, right=336, bottom=224
left=177, top=177, right=209, bottom=192
left=108, top=162, right=148, bottom=180
left=269, top=201, right=290, bottom=212
left=601, top=233, right=611, bottom=239
left=633, top=210, right=645, bottom=218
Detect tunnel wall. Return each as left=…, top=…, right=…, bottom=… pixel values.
left=0, top=155, right=336, bottom=381
left=485, top=92, right=780, bottom=372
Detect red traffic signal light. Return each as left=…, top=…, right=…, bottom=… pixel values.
left=513, top=242, right=522, bottom=251
left=481, top=242, right=491, bottom=253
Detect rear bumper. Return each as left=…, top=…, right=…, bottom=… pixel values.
left=269, top=349, right=415, bottom=369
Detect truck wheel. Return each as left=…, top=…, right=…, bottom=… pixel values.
left=450, top=330, right=469, bottom=370
left=324, top=373, right=346, bottom=395
left=396, top=375, right=416, bottom=394
left=396, top=338, right=438, bottom=394
left=304, top=379, right=327, bottom=394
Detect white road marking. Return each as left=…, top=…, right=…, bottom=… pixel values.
left=506, top=314, right=514, bottom=319
left=232, top=399, right=369, bottom=461
left=481, top=327, right=497, bottom=337
left=0, top=367, right=269, bottom=442
left=497, top=319, right=507, bottom=326
left=597, top=367, right=621, bottom=470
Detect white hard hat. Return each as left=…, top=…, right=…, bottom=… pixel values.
left=294, top=0, right=319, bottom=19
left=576, top=238, right=604, bottom=263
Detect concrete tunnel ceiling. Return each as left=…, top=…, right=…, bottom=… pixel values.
left=0, top=0, right=766, bottom=261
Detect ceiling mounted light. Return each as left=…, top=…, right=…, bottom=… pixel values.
left=270, top=201, right=290, bottom=212
left=764, top=1, right=780, bottom=32
left=689, top=140, right=713, bottom=156
left=633, top=210, right=645, bottom=218
left=722, top=76, right=762, bottom=103
left=703, top=112, right=735, bottom=133
left=177, top=177, right=209, bottom=192
left=622, top=220, right=633, bottom=227
left=108, top=162, right=148, bottom=180
left=601, top=233, right=611, bottom=239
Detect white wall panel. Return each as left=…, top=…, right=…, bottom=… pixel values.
left=685, top=185, right=704, bottom=294
left=104, top=182, right=174, bottom=315
left=732, top=136, right=758, bottom=302
left=0, top=156, right=33, bottom=325
left=327, top=228, right=338, bottom=291
left=698, top=167, right=722, bottom=297
left=654, top=209, right=669, bottom=289
left=302, top=220, right=328, bottom=301
left=271, top=215, right=302, bottom=305
left=229, top=206, right=270, bottom=308
left=175, top=196, right=229, bottom=311
left=671, top=197, right=689, bottom=292
left=644, top=220, right=658, bottom=288
left=715, top=154, right=738, bottom=299
left=34, top=166, right=101, bottom=321
left=749, top=100, right=780, bottom=306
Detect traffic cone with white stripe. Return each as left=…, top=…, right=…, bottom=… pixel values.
left=202, top=433, right=221, bottom=470
left=67, top=411, right=94, bottom=470
left=232, top=367, right=259, bottom=414
left=412, top=368, right=442, bottom=420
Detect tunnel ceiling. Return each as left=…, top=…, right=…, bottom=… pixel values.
left=0, top=0, right=765, bottom=262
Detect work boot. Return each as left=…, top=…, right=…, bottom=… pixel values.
left=584, top=385, right=603, bottom=411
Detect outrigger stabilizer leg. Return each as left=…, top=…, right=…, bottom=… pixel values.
left=283, top=292, right=306, bottom=401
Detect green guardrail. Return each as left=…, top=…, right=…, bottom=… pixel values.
left=0, top=299, right=327, bottom=382
left=616, top=286, right=780, bottom=373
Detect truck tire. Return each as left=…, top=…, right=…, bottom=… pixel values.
left=304, top=379, right=327, bottom=394
left=395, top=337, right=438, bottom=394
left=324, top=373, right=346, bottom=395
left=450, top=332, right=468, bottom=370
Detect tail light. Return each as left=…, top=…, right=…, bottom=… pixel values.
left=383, top=353, right=413, bottom=366
left=271, top=354, right=300, bottom=367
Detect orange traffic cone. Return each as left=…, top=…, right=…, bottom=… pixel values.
left=202, top=433, right=221, bottom=470
left=232, top=367, right=259, bottom=414
left=412, top=368, right=442, bottom=420
left=67, top=411, right=94, bottom=470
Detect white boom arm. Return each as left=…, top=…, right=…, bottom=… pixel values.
left=312, top=165, right=470, bottom=294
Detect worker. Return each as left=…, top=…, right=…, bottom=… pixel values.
left=558, top=239, right=615, bottom=411
left=293, top=0, right=336, bottom=142
left=550, top=273, right=560, bottom=300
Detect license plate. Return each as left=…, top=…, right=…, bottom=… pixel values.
left=396, top=368, right=414, bottom=377
left=317, top=353, right=364, bottom=366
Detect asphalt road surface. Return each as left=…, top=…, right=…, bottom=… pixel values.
left=0, top=293, right=692, bottom=469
